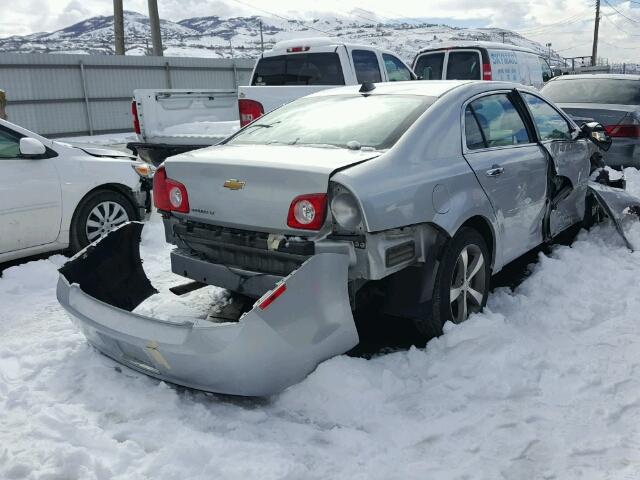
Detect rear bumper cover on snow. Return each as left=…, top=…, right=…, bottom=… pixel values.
left=56, top=222, right=359, bottom=396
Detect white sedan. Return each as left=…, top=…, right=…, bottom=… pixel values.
left=0, top=119, right=153, bottom=263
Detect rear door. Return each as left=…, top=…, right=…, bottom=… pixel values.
left=445, top=50, right=482, bottom=80
left=0, top=127, right=62, bottom=253
left=462, top=91, right=548, bottom=263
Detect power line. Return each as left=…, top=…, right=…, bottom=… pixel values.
left=516, top=12, right=592, bottom=34
left=601, top=13, right=640, bottom=36
left=600, top=39, right=640, bottom=49
left=602, top=0, right=640, bottom=23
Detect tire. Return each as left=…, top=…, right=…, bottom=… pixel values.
left=69, top=189, right=136, bottom=253
left=414, top=227, right=491, bottom=337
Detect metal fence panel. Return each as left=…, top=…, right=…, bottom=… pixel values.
left=0, top=53, right=255, bottom=137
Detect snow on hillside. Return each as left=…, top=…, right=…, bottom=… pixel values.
left=3, top=171, right=640, bottom=478
left=0, top=10, right=560, bottom=64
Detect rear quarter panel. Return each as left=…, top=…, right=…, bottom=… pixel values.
left=331, top=86, right=504, bottom=269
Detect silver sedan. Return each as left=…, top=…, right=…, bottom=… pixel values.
left=58, top=80, right=624, bottom=396
left=542, top=74, right=640, bottom=168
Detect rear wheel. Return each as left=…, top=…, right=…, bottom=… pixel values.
left=69, top=190, right=135, bottom=253
left=414, top=227, right=490, bottom=337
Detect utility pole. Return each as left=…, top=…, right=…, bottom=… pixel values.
left=113, top=0, right=125, bottom=55
left=147, top=0, right=163, bottom=56
left=259, top=21, right=264, bottom=53
left=500, top=31, right=505, bottom=43
left=546, top=42, right=552, bottom=64
left=592, top=0, right=600, bottom=66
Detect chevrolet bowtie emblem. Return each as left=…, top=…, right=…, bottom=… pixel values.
left=223, top=179, right=245, bottom=190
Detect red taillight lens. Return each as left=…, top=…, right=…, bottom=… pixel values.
left=239, top=99, right=264, bottom=127
left=153, top=166, right=190, bottom=213
left=257, top=282, right=287, bottom=310
left=482, top=63, right=492, bottom=80
left=131, top=100, right=141, bottom=135
left=286, top=193, right=327, bottom=230
left=604, top=124, right=640, bottom=138
left=604, top=113, right=640, bottom=138
left=286, top=46, right=310, bottom=52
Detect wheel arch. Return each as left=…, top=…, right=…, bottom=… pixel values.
left=71, top=183, right=141, bottom=226
left=456, top=215, right=496, bottom=270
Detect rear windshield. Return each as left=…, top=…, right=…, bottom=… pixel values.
left=542, top=78, right=640, bottom=105
left=226, top=94, right=435, bottom=150
left=251, top=53, right=345, bottom=86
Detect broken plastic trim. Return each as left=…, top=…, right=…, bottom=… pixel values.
left=56, top=222, right=359, bottom=396
left=588, top=181, right=640, bottom=251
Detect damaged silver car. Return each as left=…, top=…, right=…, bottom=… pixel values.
left=58, top=80, right=640, bottom=396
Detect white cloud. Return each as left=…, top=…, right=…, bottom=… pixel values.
left=0, top=0, right=638, bottom=62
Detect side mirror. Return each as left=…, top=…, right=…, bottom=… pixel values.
left=19, top=137, right=46, bottom=157
left=581, top=122, right=612, bottom=152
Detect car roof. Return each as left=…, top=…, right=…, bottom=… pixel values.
left=269, top=37, right=398, bottom=55
left=549, top=73, right=640, bottom=81
left=416, top=41, right=538, bottom=55
left=308, top=80, right=526, bottom=99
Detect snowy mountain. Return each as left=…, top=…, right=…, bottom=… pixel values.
left=0, top=10, right=559, bottom=63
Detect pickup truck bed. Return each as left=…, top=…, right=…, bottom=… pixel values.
left=130, top=89, right=240, bottom=165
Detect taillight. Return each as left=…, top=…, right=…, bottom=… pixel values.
left=482, top=63, right=492, bottom=81
left=604, top=114, right=640, bottom=138
left=286, top=193, right=327, bottom=230
left=239, top=99, right=264, bottom=127
left=153, top=166, right=190, bottom=213
left=131, top=100, right=141, bottom=135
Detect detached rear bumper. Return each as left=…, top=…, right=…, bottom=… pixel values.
left=57, top=223, right=359, bottom=396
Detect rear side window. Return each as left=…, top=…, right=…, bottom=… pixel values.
left=521, top=93, right=572, bottom=140
left=252, top=53, right=345, bottom=86
left=382, top=54, right=413, bottom=81
left=415, top=53, right=444, bottom=80
left=446, top=51, right=481, bottom=80
left=352, top=50, right=382, bottom=83
left=466, top=94, right=531, bottom=149
left=464, top=109, right=486, bottom=150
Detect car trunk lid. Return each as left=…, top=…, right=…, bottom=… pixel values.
left=558, top=103, right=639, bottom=127
left=163, top=144, right=380, bottom=233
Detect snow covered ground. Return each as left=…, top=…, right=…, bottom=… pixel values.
left=3, top=173, right=640, bottom=478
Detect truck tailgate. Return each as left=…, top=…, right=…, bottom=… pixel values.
left=135, top=89, right=240, bottom=146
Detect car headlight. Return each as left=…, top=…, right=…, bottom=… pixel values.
left=330, top=192, right=361, bottom=230
left=132, top=162, right=156, bottom=178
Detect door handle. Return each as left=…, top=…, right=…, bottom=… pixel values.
left=485, top=166, right=504, bottom=177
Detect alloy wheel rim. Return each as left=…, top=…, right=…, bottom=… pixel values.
left=86, top=201, right=129, bottom=242
left=449, top=245, right=486, bottom=323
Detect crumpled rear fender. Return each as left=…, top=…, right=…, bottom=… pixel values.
left=57, top=222, right=359, bottom=396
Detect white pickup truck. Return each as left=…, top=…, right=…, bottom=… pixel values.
left=127, top=89, right=241, bottom=165
left=128, top=39, right=415, bottom=164
left=237, top=37, right=416, bottom=126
